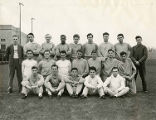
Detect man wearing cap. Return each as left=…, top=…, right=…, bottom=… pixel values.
left=55, top=35, right=71, bottom=60
left=21, top=66, right=44, bottom=99
left=40, top=34, right=55, bottom=58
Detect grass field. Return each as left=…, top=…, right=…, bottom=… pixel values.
left=0, top=59, right=156, bottom=120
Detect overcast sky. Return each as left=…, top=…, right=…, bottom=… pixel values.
left=0, top=0, right=156, bottom=48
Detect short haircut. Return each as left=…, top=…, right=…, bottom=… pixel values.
left=73, top=34, right=80, bottom=38
left=60, top=35, right=66, bottom=39
left=32, top=66, right=38, bottom=70
left=51, top=64, right=58, bottom=69
left=60, top=50, right=66, bottom=54
left=89, top=66, right=97, bottom=72
left=71, top=67, right=78, bottom=72
left=91, top=50, right=97, bottom=54
left=87, top=33, right=93, bottom=38
left=27, top=33, right=34, bottom=37
left=12, top=35, right=19, bottom=38
left=117, top=33, right=124, bottom=37
left=44, top=50, right=50, bottom=54
left=103, top=32, right=109, bottom=36
left=135, top=36, right=142, bottom=40
left=120, top=51, right=127, bottom=56
left=77, top=49, right=83, bottom=53
left=26, top=50, right=33, bottom=54
left=112, top=67, right=118, bottom=71
left=108, top=49, right=114, bottom=53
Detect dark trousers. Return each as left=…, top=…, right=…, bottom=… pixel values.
left=9, top=59, right=22, bottom=91
left=134, top=63, right=147, bottom=91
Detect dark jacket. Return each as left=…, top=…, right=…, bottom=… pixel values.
left=5, top=44, right=24, bottom=65
left=130, top=44, right=148, bottom=64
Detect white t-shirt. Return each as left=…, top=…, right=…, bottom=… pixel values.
left=13, top=45, right=19, bottom=59
left=22, top=59, right=37, bottom=79
left=56, top=59, right=71, bottom=77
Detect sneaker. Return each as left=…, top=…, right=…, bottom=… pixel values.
left=8, top=87, right=13, bottom=94
left=21, top=94, right=27, bottom=99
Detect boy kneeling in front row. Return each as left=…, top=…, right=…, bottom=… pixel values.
left=44, top=64, right=65, bottom=98
left=103, top=67, right=129, bottom=97
left=21, top=66, right=44, bottom=99
left=81, top=66, right=105, bottom=99
left=65, top=68, right=85, bottom=98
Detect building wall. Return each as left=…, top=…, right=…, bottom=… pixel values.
left=0, top=25, right=27, bottom=52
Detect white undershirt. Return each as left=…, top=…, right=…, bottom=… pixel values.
left=13, top=45, right=19, bottom=59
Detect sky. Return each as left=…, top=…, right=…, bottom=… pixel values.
left=0, top=0, right=156, bottom=48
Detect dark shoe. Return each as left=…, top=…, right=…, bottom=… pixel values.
left=8, top=88, right=13, bottom=94
left=38, top=95, right=43, bottom=99
left=80, top=95, right=87, bottom=99
left=21, top=94, right=27, bottom=99
left=144, top=90, right=148, bottom=93
left=74, top=94, right=79, bottom=98
left=57, top=94, right=61, bottom=99
left=71, top=94, right=75, bottom=98
left=99, top=95, right=106, bottom=99
left=48, top=95, right=53, bottom=99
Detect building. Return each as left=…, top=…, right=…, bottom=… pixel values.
left=0, top=25, right=27, bottom=62
left=0, top=25, right=27, bottom=51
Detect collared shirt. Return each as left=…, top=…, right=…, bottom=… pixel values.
left=72, top=58, right=89, bottom=76
left=114, top=43, right=131, bottom=57
left=24, top=41, right=41, bottom=55
left=98, top=42, right=114, bottom=57
left=22, top=59, right=38, bottom=79
left=103, top=74, right=126, bottom=91
left=13, top=45, right=19, bottom=59
left=38, top=59, right=55, bottom=77
left=84, top=75, right=103, bottom=88
left=130, top=44, right=148, bottom=64
left=56, top=59, right=71, bottom=76
left=40, top=42, right=55, bottom=54
left=69, top=43, right=82, bottom=59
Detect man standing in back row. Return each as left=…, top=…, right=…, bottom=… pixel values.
left=130, top=36, right=148, bottom=93
left=5, top=35, right=24, bottom=93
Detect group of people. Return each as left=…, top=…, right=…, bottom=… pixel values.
left=5, top=32, right=148, bottom=99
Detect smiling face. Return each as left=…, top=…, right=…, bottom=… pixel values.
left=108, top=50, right=114, bottom=58
left=112, top=68, right=118, bottom=77
left=89, top=69, right=96, bottom=78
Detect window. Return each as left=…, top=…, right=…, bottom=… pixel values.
left=1, top=39, right=6, bottom=42
left=1, top=44, right=6, bottom=51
